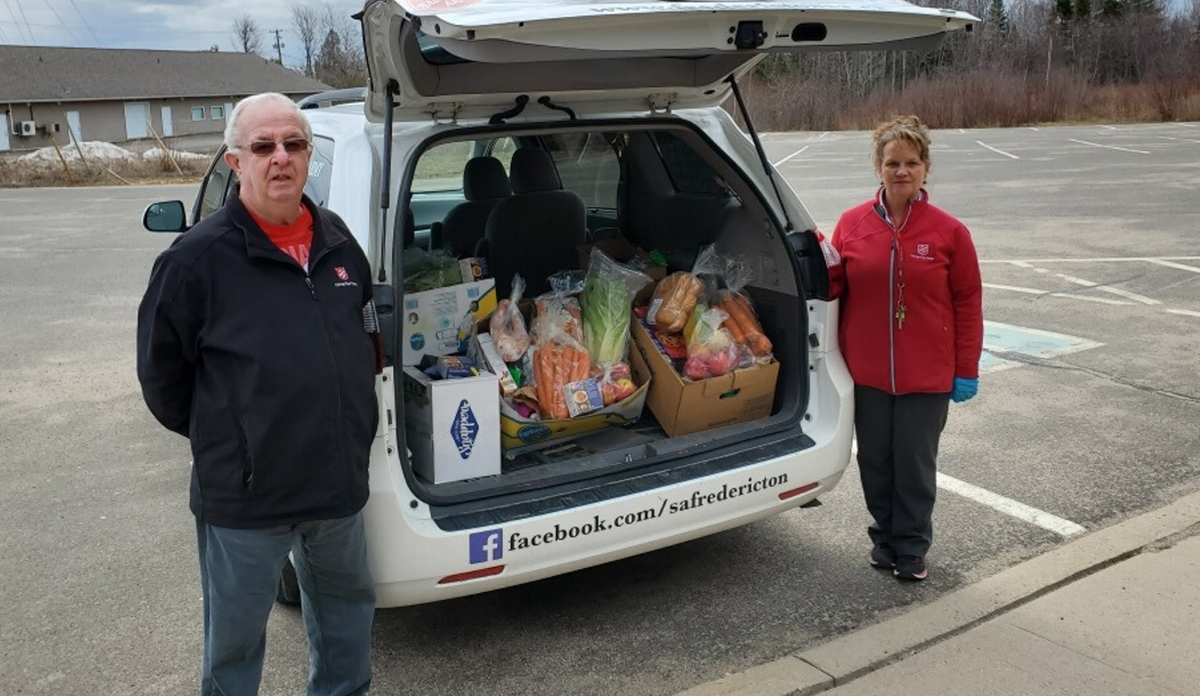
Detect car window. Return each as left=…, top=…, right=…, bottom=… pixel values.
left=545, top=132, right=618, bottom=209
left=654, top=131, right=729, bottom=198
left=412, top=137, right=519, bottom=194
left=412, top=140, right=474, bottom=193
left=304, top=136, right=335, bottom=207
left=197, top=151, right=235, bottom=221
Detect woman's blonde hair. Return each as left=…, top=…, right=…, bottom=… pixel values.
left=871, top=115, right=931, bottom=173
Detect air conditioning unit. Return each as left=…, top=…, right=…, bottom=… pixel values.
left=19, top=121, right=36, bottom=137
left=43, top=122, right=60, bottom=134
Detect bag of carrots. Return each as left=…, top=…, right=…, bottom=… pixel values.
left=690, top=245, right=774, bottom=364
left=530, top=291, right=591, bottom=420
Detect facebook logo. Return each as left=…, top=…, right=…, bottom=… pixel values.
left=468, top=529, right=503, bottom=564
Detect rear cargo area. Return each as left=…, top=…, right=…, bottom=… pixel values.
left=395, top=122, right=810, bottom=501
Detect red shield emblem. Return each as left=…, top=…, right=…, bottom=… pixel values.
left=335, top=266, right=350, bottom=281
left=917, top=244, right=929, bottom=256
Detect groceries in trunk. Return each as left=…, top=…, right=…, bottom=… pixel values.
left=403, top=242, right=782, bottom=480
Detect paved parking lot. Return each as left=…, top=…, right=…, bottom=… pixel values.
left=1, top=121, right=1198, bottom=695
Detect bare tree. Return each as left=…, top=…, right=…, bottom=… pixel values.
left=312, top=3, right=367, bottom=87
left=291, top=4, right=321, bottom=77
left=232, top=14, right=263, bottom=55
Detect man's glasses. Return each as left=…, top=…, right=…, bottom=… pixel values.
left=241, top=138, right=310, bottom=157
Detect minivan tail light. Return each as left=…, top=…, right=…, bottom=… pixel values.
left=778, top=482, right=819, bottom=501
left=438, top=565, right=505, bottom=584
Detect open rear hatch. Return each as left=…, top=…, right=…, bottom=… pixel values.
left=363, top=0, right=978, bottom=506
left=361, top=0, right=978, bottom=122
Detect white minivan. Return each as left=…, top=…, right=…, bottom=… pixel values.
left=145, top=0, right=976, bottom=607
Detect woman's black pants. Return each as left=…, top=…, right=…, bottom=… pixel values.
left=854, top=385, right=950, bottom=559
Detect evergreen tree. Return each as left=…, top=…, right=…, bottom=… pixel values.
left=989, top=0, right=1010, bottom=33
left=1100, top=0, right=1122, bottom=17
left=1075, top=0, right=1092, bottom=21
left=1055, top=0, right=1075, bottom=24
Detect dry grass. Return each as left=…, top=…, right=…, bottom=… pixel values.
left=747, top=72, right=1200, bottom=131
left=0, top=148, right=210, bottom=188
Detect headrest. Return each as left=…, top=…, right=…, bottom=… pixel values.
left=509, top=148, right=562, bottom=194
left=463, top=156, right=512, bottom=201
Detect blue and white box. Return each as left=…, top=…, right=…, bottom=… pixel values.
left=402, top=366, right=501, bottom=484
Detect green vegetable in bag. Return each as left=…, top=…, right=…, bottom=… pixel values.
left=580, top=248, right=653, bottom=367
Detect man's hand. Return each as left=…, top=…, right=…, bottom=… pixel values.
left=951, top=377, right=978, bottom=403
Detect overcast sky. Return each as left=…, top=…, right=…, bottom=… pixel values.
left=0, top=0, right=344, bottom=67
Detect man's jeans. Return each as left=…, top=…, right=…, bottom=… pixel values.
left=196, top=513, right=375, bottom=696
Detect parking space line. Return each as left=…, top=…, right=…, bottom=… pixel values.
left=937, top=473, right=1087, bottom=537
left=1055, top=273, right=1097, bottom=287
left=818, top=131, right=830, bottom=139
left=1053, top=273, right=1161, bottom=305
left=848, top=444, right=1087, bottom=536
left=1099, top=125, right=1118, bottom=130
left=1146, top=259, right=1200, bottom=273
left=984, top=282, right=1046, bottom=295
left=772, top=145, right=809, bottom=167
left=980, top=256, right=1200, bottom=264
left=983, top=283, right=1135, bottom=305
left=1068, top=138, right=1150, bottom=154
left=976, top=140, right=1019, bottom=159
left=1051, top=292, right=1135, bottom=305
left=1166, top=309, right=1200, bottom=318
left=1008, top=261, right=1035, bottom=268
left=1095, top=286, right=1161, bottom=305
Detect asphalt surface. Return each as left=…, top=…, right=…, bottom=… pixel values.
left=2, top=121, right=1199, bottom=694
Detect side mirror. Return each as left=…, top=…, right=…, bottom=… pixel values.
left=143, top=200, right=188, bottom=233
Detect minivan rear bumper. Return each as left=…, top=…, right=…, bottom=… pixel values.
left=363, top=439, right=850, bottom=608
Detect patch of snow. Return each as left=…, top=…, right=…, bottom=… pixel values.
left=143, top=148, right=210, bottom=163
left=17, top=141, right=137, bottom=165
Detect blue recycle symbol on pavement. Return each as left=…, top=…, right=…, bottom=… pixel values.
left=980, top=321, right=1103, bottom=374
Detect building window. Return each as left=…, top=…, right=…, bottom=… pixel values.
left=191, top=107, right=205, bottom=121
left=211, top=105, right=225, bottom=120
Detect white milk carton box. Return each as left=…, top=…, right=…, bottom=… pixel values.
left=402, top=366, right=501, bottom=484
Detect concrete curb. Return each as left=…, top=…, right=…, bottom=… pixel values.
left=674, top=488, right=1200, bottom=696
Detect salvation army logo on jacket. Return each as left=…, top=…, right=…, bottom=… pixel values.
left=451, top=399, right=479, bottom=459
left=911, top=243, right=935, bottom=261
left=333, top=266, right=358, bottom=288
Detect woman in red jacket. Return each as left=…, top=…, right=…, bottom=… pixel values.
left=828, top=115, right=983, bottom=581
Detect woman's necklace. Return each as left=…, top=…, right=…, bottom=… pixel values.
left=885, top=200, right=913, bottom=330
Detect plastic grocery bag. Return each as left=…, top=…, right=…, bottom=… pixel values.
left=489, top=274, right=530, bottom=363
left=580, top=247, right=652, bottom=368
left=683, top=307, right=740, bottom=380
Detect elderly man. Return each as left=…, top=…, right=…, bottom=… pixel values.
left=137, top=92, right=378, bottom=696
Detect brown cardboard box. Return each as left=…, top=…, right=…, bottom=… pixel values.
left=629, top=317, right=779, bottom=437
left=577, top=238, right=667, bottom=303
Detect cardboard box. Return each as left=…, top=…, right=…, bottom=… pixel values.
left=629, top=317, right=779, bottom=437
left=498, top=376, right=649, bottom=452
left=402, top=279, right=497, bottom=365
left=402, top=366, right=502, bottom=484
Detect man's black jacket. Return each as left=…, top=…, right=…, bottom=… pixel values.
left=137, top=194, right=379, bottom=528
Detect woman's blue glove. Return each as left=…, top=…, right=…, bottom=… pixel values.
left=951, top=377, right=978, bottom=403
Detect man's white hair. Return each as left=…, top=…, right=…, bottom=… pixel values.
left=223, top=93, right=313, bottom=150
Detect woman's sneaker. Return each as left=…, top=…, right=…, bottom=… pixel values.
left=893, top=555, right=928, bottom=581
left=868, top=544, right=896, bottom=570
